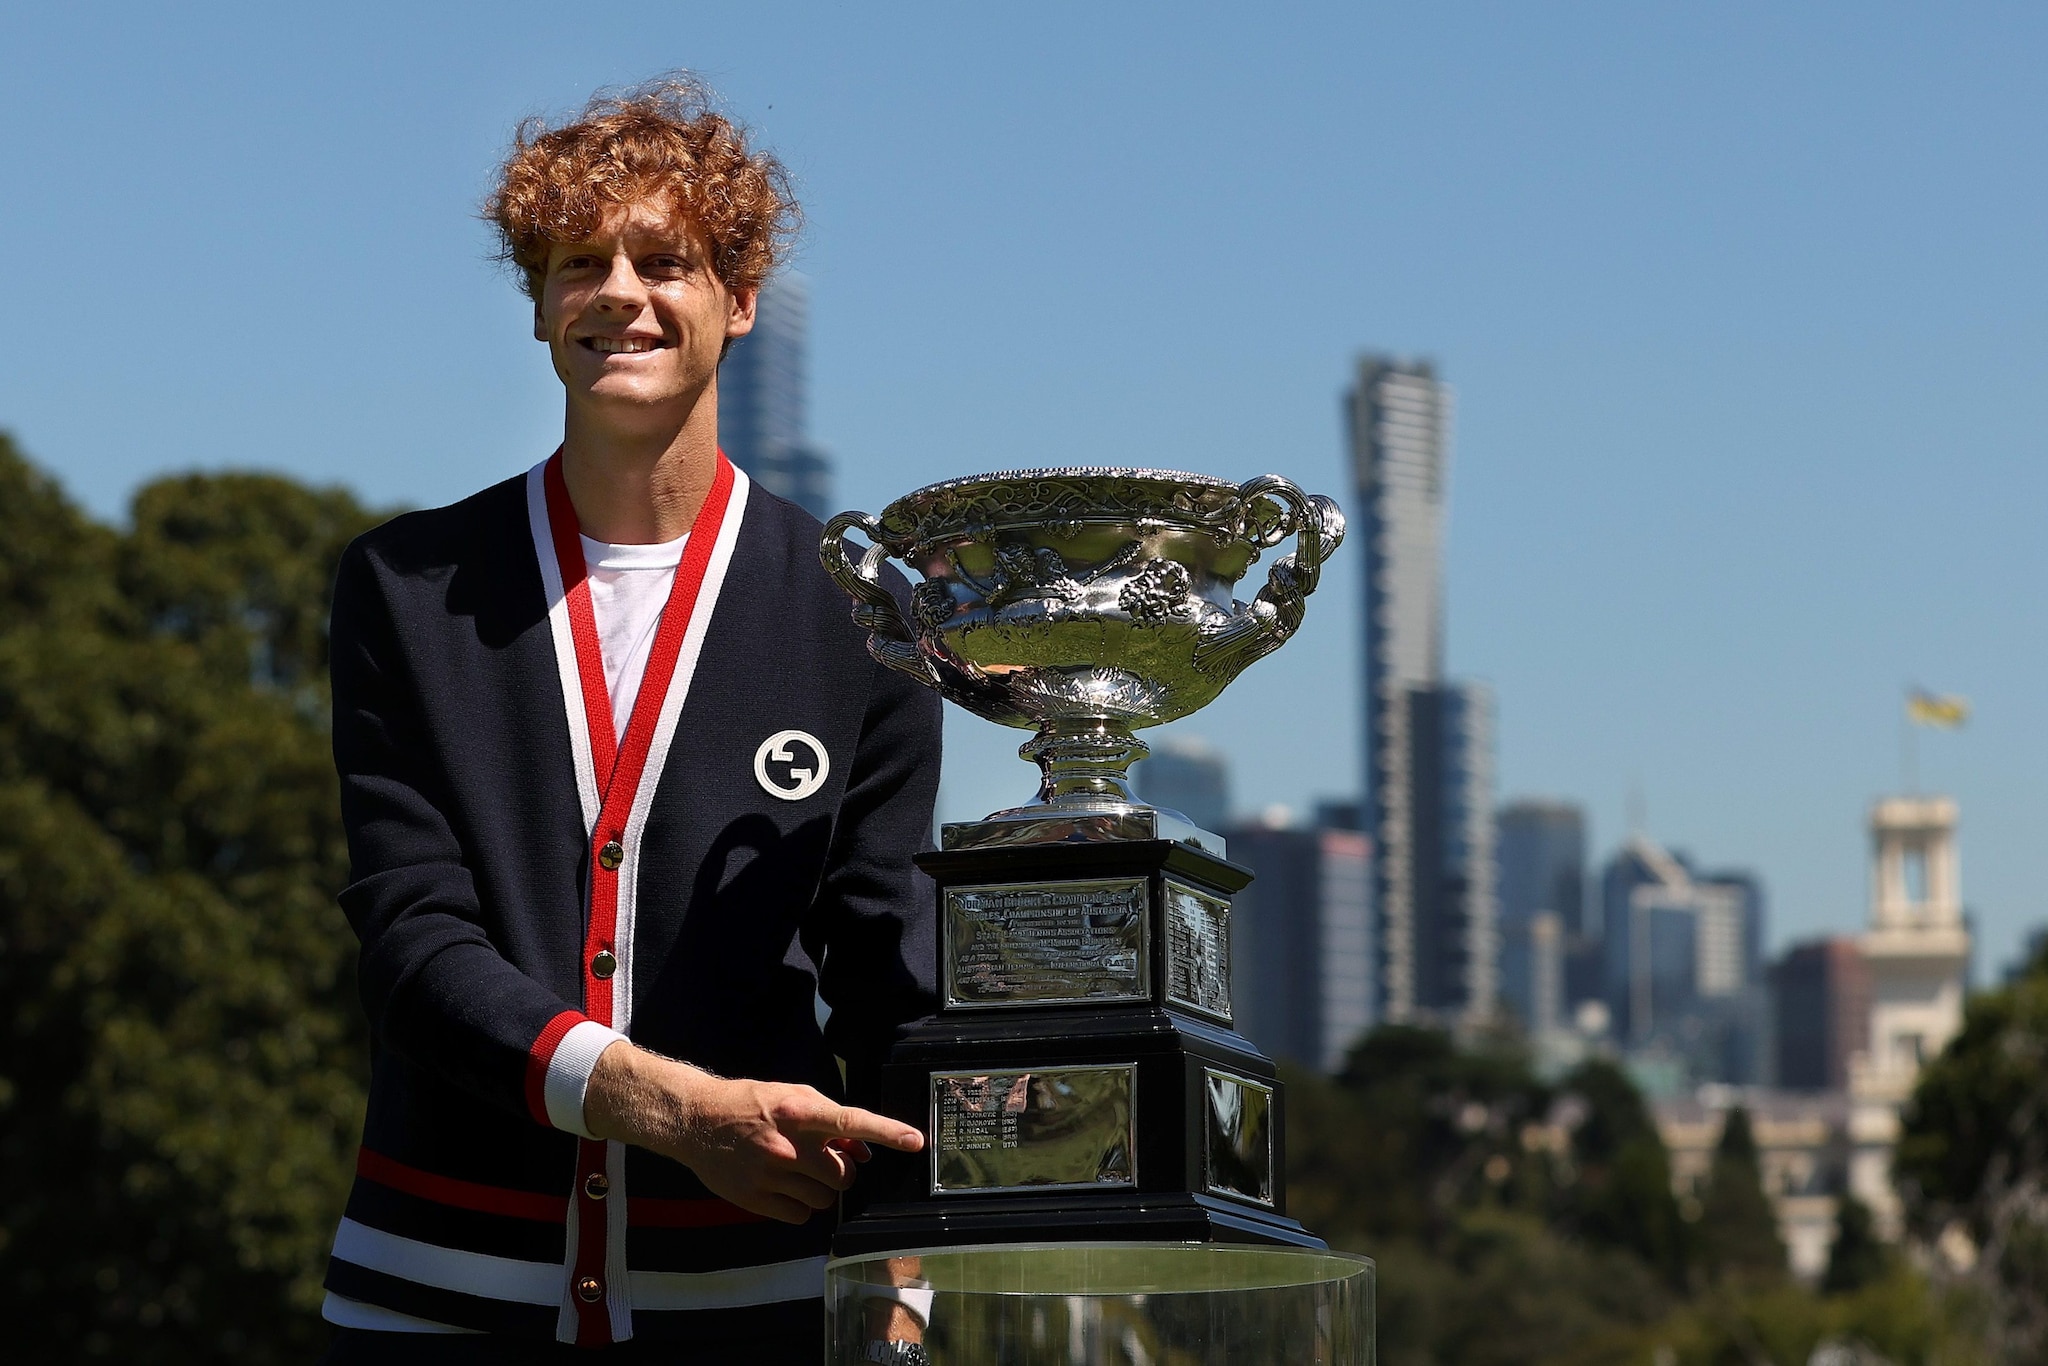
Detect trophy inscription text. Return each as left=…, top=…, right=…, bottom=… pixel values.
left=943, top=878, right=1149, bottom=1008
left=1164, top=879, right=1233, bottom=1020
left=931, top=1066, right=1138, bottom=1195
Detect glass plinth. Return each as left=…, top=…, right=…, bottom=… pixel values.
left=826, top=1241, right=1373, bottom=1365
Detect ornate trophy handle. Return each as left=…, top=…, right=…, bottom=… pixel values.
left=820, top=512, right=942, bottom=686
left=1191, top=475, right=1348, bottom=678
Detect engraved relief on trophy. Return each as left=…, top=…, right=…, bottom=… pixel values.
left=930, top=1066, right=1138, bottom=1195
left=1163, top=879, right=1233, bottom=1021
left=943, top=879, right=1151, bottom=1008
left=1204, top=1069, right=1275, bottom=1207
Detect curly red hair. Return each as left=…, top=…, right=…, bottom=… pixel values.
left=485, top=75, right=798, bottom=300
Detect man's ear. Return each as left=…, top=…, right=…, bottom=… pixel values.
left=726, top=286, right=758, bottom=341
left=533, top=299, right=547, bottom=343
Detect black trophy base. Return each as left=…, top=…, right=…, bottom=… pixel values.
left=833, top=1189, right=1322, bottom=1256
left=837, top=1000, right=1325, bottom=1255
left=834, top=836, right=1326, bottom=1257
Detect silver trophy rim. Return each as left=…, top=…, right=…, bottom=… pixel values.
left=891, top=466, right=1241, bottom=503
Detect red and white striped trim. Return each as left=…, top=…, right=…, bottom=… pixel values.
left=353, top=1146, right=768, bottom=1229
left=329, top=1221, right=826, bottom=1318
left=524, top=449, right=750, bottom=1345
left=522, top=1008, right=585, bottom=1129
left=526, top=472, right=604, bottom=837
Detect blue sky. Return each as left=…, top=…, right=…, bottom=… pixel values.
left=3, top=3, right=2043, bottom=971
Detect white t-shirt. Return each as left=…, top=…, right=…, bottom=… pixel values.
left=579, top=531, right=689, bottom=742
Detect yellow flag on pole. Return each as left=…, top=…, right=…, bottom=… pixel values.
left=1907, top=690, right=1970, bottom=728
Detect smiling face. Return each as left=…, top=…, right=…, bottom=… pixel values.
left=534, top=197, right=756, bottom=434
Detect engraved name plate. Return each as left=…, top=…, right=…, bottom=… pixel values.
left=1164, top=879, right=1233, bottom=1021
left=931, top=1066, right=1138, bottom=1195
left=1203, top=1069, right=1274, bottom=1207
left=943, top=878, right=1150, bottom=1008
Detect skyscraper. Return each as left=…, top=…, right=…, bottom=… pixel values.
left=1600, top=835, right=1765, bottom=1085
left=1496, top=799, right=1588, bottom=1029
left=1347, top=355, right=1497, bottom=1026
left=718, top=276, right=832, bottom=518
left=1225, top=817, right=1374, bottom=1072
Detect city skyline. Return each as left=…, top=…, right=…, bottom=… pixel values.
left=4, top=5, right=2043, bottom=973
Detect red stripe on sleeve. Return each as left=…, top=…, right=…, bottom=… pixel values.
left=524, top=1008, right=587, bottom=1128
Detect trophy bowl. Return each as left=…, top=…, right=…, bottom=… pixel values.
left=821, top=468, right=1343, bottom=843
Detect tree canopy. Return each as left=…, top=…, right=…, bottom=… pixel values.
left=1693, top=1106, right=1787, bottom=1286
left=0, top=434, right=381, bottom=1362
left=1896, top=942, right=2048, bottom=1358
left=1822, top=1193, right=1891, bottom=1297
left=1286, top=1026, right=1992, bottom=1365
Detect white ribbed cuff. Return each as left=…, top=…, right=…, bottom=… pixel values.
left=859, top=1281, right=935, bottom=1327
left=544, top=1020, right=627, bottom=1138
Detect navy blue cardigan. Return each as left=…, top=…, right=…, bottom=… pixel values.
left=321, top=458, right=940, bottom=1345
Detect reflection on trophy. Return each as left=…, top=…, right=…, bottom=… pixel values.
left=820, top=469, right=1371, bottom=1364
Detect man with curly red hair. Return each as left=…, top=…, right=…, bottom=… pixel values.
left=317, top=78, right=939, bottom=1363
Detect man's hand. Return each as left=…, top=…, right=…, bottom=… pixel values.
left=582, top=1041, right=924, bottom=1225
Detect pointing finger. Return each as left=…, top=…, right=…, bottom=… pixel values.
left=827, top=1105, right=925, bottom=1153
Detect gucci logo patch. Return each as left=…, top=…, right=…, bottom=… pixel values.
left=754, top=730, right=830, bottom=801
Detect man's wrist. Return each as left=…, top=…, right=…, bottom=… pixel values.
left=583, top=1043, right=720, bottom=1156
left=581, top=1039, right=648, bottom=1142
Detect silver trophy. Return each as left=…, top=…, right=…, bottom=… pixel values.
left=820, top=468, right=1345, bottom=851
left=820, top=467, right=1353, bottom=1277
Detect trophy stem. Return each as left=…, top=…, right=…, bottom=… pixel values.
left=1019, top=720, right=1150, bottom=808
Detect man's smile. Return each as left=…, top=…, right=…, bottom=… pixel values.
left=579, top=335, right=670, bottom=354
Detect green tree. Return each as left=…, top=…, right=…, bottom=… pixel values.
left=1288, top=1032, right=1683, bottom=1365
left=1895, top=945, right=2048, bottom=1359
left=1694, top=1106, right=1785, bottom=1286
left=1555, top=1058, right=1691, bottom=1288
left=1821, top=1192, right=1891, bottom=1296
left=0, top=434, right=381, bottom=1363
left=1284, top=1024, right=1990, bottom=1363
left=1287, top=1025, right=1554, bottom=1250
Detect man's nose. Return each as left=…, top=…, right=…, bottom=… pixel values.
left=593, top=252, right=647, bottom=311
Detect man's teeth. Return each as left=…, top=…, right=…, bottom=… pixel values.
left=590, top=337, right=661, bottom=354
